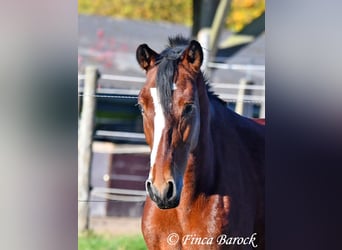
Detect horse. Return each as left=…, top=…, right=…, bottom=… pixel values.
left=136, top=36, right=265, bottom=249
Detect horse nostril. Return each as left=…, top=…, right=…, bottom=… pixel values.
left=146, top=179, right=177, bottom=203
left=146, top=179, right=153, bottom=196
left=166, top=180, right=176, bottom=200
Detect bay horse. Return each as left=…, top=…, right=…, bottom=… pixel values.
left=136, top=36, right=265, bottom=249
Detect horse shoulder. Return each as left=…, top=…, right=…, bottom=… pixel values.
left=183, top=194, right=231, bottom=235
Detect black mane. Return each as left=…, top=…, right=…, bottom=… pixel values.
left=167, top=35, right=190, bottom=48
left=155, top=36, right=188, bottom=114
left=156, top=35, right=226, bottom=114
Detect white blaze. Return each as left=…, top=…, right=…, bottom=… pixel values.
left=150, top=88, right=166, bottom=170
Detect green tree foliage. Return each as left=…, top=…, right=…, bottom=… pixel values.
left=78, top=0, right=265, bottom=31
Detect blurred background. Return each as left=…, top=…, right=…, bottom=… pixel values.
left=78, top=0, right=265, bottom=249
left=1, top=1, right=341, bottom=250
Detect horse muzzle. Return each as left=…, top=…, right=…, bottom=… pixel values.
left=145, top=179, right=180, bottom=209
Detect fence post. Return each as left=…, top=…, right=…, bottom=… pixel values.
left=259, top=80, right=265, bottom=118
left=235, top=78, right=247, bottom=115
left=197, top=28, right=211, bottom=74
left=243, top=80, right=255, bottom=117
left=78, top=66, right=99, bottom=232
left=78, top=77, right=81, bottom=114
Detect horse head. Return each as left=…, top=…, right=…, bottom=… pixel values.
left=136, top=38, right=204, bottom=209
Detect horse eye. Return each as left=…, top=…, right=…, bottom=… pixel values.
left=183, top=104, right=194, bottom=116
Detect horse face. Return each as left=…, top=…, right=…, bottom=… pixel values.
left=136, top=40, right=203, bottom=209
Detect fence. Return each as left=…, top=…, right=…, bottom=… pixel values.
left=78, top=70, right=265, bottom=117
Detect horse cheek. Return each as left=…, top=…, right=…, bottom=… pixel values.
left=143, top=121, right=153, bottom=147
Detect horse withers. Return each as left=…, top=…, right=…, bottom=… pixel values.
left=136, top=36, right=265, bottom=249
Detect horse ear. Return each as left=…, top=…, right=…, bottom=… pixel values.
left=136, top=44, right=158, bottom=71
left=182, top=40, right=203, bottom=72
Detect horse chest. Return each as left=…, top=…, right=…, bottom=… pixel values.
left=142, top=196, right=230, bottom=249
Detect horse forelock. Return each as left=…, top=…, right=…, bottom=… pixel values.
left=155, top=36, right=188, bottom=115
left=155, top=56, right=176, bottom=115
left=168, top=35, right=190, bottom=48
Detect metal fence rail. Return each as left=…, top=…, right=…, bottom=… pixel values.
left=91, top=187, right=146, bottom=202
left=78, top=73, right=265, bottom=105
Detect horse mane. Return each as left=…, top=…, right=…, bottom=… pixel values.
left=205, top=77, right=227, bottom=106
left=155, top=35, right=226, bottom=114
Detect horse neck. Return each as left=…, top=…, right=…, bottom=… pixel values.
left=184, top=74, right=217, bottom=196
left=184, top=73, right=252, bottom=196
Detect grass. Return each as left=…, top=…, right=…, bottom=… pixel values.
left=78, top=231, right=147, bottom=250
